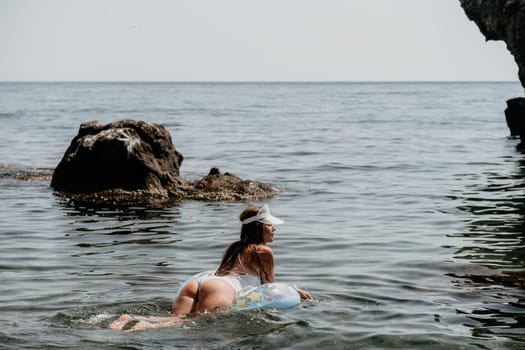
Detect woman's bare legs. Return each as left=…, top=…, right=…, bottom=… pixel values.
left=108, top=314, right=135, bottom=331
left=108, top=314, right=187, bottom=332
left=109, top=279, right=236, bottom=332
left=172, top=280, right=199, bottom=315
left=172, top=279, right=235, bottom=315
left=193, top=279, right=235, bottom=313
left=108, top=278, right=201, bottom=333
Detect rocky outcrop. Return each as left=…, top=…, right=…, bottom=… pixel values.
left=460, top=0, right=525, bottom=146
left=459, top=0, right=525, bottom=88
left=0, top=165, right=53, bottom=182
left=50, top=120, right=277, bottom=204
left=505, top=97, right=525, bottom=131
left=184, top=167, right=278, bottom=201
left=51, top=120, right=184, bottom=194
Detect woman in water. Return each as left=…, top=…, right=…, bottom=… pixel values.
left=172, top=204, right=312, bottom=315
left=109, top=204, right=311, bottom=331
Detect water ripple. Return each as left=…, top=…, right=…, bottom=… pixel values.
left=1, top=82, right=525, bottom=349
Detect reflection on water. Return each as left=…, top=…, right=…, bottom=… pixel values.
left=60, top=202, right=183, bottom=253
left=449, top=155, right=525, bottom=341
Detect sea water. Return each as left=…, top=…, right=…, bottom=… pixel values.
left=0, top=82, right=524, bottom=349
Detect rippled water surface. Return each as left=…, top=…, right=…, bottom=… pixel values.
left=1, top=82, right=524, bottom=349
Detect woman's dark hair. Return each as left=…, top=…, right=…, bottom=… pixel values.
left=216, top=205, right=264, bottom=274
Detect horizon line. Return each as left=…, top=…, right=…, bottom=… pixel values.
left=0, top=79, right=520, bottom=84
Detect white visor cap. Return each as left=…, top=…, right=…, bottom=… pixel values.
left=242, top=204, right=284, bottom=225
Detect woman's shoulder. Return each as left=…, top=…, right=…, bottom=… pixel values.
left=249, top=244, right=274, bottom=262
left=242, top=244, right=273, bottom=260
left=247, top=244, right=273, bottom=254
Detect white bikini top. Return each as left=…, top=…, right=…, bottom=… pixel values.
left=238, top=254, right=260, bottom=282
left=215, top=254, right=261, bottom=291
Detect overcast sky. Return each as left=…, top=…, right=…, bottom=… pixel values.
left=0, top=0, right=519, bottom=82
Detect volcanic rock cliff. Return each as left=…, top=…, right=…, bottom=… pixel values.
left=460, top=0, right=525, bottom=146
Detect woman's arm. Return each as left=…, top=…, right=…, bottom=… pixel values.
left=254, top=245, right=275, bottom=284
left=295, top=287, right=313, bottom=301
left=253, top=245, right=313, bottom=301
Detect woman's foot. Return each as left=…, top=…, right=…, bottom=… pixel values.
left=108, top=314, right=134, bottom=331
left=108, top=314, right=187, bottom=332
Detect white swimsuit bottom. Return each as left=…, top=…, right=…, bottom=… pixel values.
left=197, top=273, right=260, bottom=294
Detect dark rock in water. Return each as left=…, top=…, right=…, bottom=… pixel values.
left=183, top=168, right=278, bottom=201
left=51, top=120, right=183, bottom=194
left=505, top=97, right=525, bottom=147
left=0, top=165, right=53, bottom=182
left=505, top=97, right=525, bottom=136
left=50, top=120, right=278, bottom=204
left=459, top=0, right=525, bottom=89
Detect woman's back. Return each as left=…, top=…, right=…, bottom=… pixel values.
left=218, top=243, right=275, bottom=284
